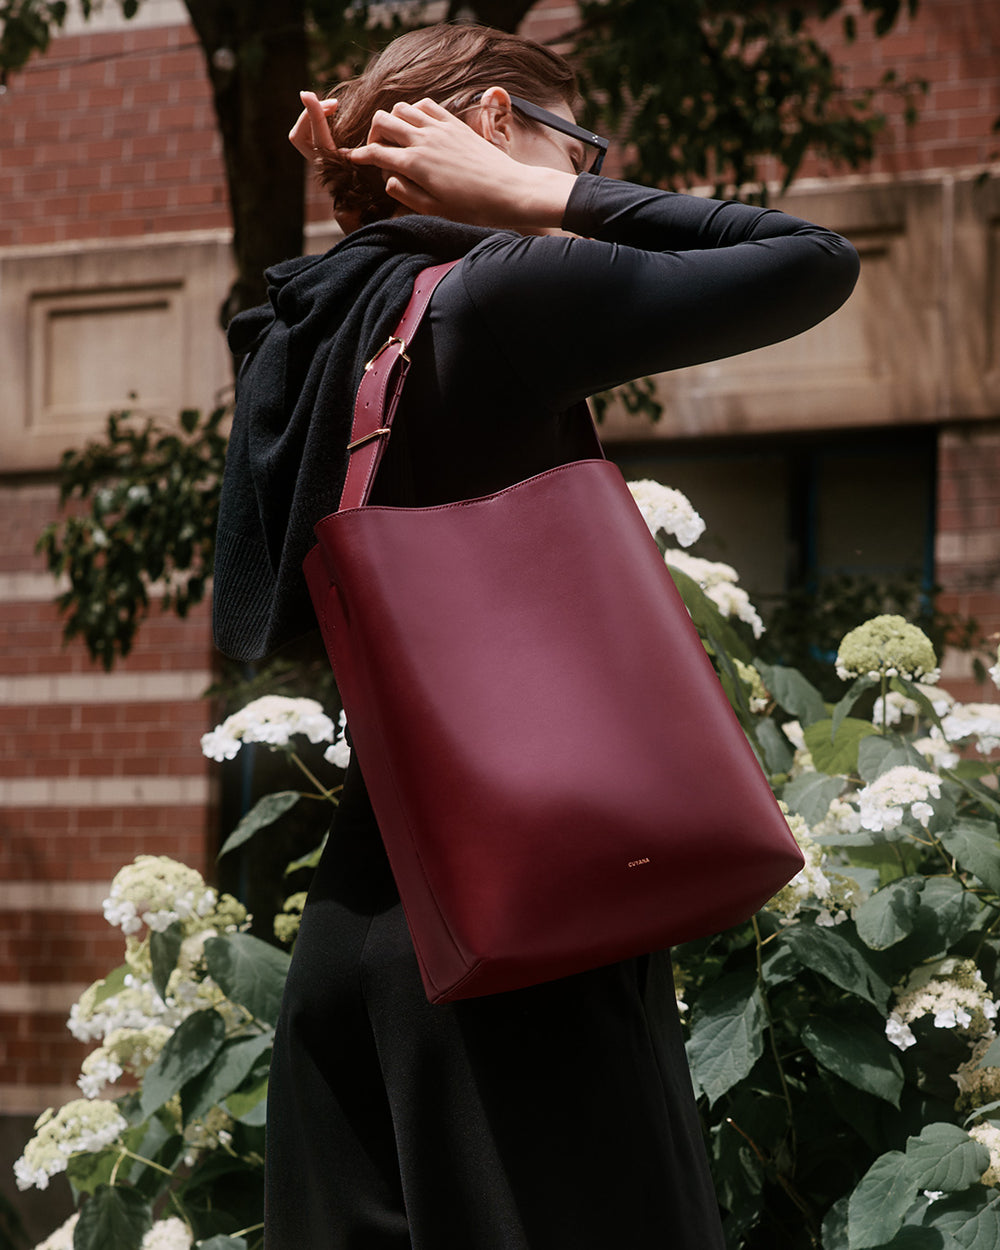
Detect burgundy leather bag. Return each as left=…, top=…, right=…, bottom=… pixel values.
left=303, top=263, right=804, bottom=1005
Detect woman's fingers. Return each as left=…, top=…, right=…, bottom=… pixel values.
left=288, top=92, right=338, bottom=160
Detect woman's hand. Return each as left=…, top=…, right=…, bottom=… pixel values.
left=289, top=91, right=338, bottom=160
left=348, top=98, right=575, bottom=231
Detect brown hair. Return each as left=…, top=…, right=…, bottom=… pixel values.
left=317, top=24, right=577, bottom=226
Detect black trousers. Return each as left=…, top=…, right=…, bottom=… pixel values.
left=264, top=768, right=726, bottom=1249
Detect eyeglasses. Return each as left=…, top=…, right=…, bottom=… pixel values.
left=466, top=93, right=609, bottom=176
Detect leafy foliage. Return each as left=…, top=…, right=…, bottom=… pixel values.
left=36, top=408, right=228, bottom=670
left=574, top=0, right=925, bottom=202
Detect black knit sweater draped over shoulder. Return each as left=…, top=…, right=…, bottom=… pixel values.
left=213, top=215, right=494, bottom=664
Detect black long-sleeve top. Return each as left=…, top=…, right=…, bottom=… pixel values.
left=372, top=174, right=858, bottom=510
left=213, top=173, right=859, bottom=661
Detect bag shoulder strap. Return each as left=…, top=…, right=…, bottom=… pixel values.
left=338, top=260, right=459, bottom=511
left=337, top=257, right=607, bottom=513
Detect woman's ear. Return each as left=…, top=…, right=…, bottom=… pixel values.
left=472, top=86, right=516, bottom=154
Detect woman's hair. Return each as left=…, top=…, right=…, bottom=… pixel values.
left=317, top=24, right=577, bottom=225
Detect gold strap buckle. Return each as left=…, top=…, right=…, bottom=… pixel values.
left=347, top=426, right=391, bottom=452
left=364, top=336, right=409, bottom=371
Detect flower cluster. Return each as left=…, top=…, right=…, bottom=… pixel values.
left=940, top=703, right=1000, bottom=756
left=663, top=549, right=765, bottom=639
left=886, top=959, right=999, bottom=1051
left=768, top=804, right=863, bottom=925
left=64, top=857, right=249, bottom=1106
left=734, top=659, right=770, bottom=713
left=201, top=694, right=337, bottom=761
left=33, top=1212, right=78, bottom=1250
left=274, top=891, right=308, bottom=945
left=836, top=615, right=939, bottom=683
left=952, top=1036, right=1000, bottom=1112
left=989, top=644, right=1000, bottom=691
left=103, top=855, right=216, bottom=937
left=140, top=1218, right=194, bottom=1250
left=872, top=683, right=954, bottom=727
left=627, top=479, right=705, bottom=548
left=14, top=1100, right=128, bottom=1191
left=855, top=765, right=942, bottom=833
left=969, top=1122, right=1000, bottom=1188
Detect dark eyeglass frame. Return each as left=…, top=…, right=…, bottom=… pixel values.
left=467, top=92, right=609, bottom=175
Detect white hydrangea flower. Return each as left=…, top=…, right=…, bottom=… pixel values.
left=77, top=1047, right=125, bottom=1099
left=969, top=1122, right=1000, bottom=1188
left=812, top=797, right=862, bottom=840
left=14, top=1100, right=128, bottom=1191
left=782, top=720, right=805, bottom=752
left=988, top=645, right=1000, bottom=691
left=873, top=683, right=954, bottom=728
left=855, top=765, right=942, bottom=833
left=885, top=1014, right=918, bottom=1050
left=201, top=695, right=337, bottom=761
left=627, top=479, right=706, bottom=548
left=940, top=703, right=1000, bottom=755
left=888, top=958, right=998, bottom=1054
left=663, top=549, right=765, bottom=638
left=767, top=804, right=863, bottom=924
left=140, top=1218, right=194, bottom=1250
left=836, top=615, right=939, bottom=684
left=32, top=1212, right=79, bottom=1250
left=323, top=709, right=351, bottom=770
left=182, top=1105, right=235, bottom=1169
left=104, top=856, right=211, bottom=937
left=912, top=731, right=960, bottom=772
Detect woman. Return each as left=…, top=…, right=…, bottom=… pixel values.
left=213, top=23, right=859, bottom=1248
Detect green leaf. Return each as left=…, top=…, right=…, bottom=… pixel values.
left=847, top=1150, right=916, bottom=1248
left=833, top=675, right=878, bottom=739
left=685, top=970, right=765, bottom=1107
left=857, top=737, right=932, bottom=783
left=666, top=567, right=752, bottom=662
left=782, top=925, right=890, bottom=1011
left=895, top=877, right=984, bottom=965
left=923, top=1188, right=1000, bottom=1248
left=804, top=718, right=879, bottom=776
left=905, top=1123, right=991, bottom=1192
left=801, top=1017, right=904, bottom=1106
left=756, top=717, right=794, bottom=775
left=978, top=1037, right=1000, bottom=1069
left=823, top=1196, right=850, bottom=1249
left=72, top=1184, right=152, bottom=1250
left=937, top=821, right=1000, bottom=896
left=226, top=1077, right=268, bottom=1125
left=782, top=772, right=845, bottom=827
left=66, top=1147, right=120, bottom=1199
left=964, top=1100, right=1000, bottom=1125
left=203, top=933, right=290, bottom=1025
left=284, top=834, right=328, bottom=877
left=854, top=877, right=924, bottom=950
left=182, top=1032, right=274, bottom=1125
left=140, top=1009, right=227, bottom=1119
left=755, top=661, right=826, bottom=726
left=196, top=1239, right=248, bottom=1250
left=91, top=963, right=130, bottom=1008
left=149, top=922, right=183, bottom=1003
left=894, top=676, right=946, bottom=734
left=218, top=791, right=302, bottom=859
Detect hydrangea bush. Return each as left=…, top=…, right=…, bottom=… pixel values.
left=15, top=700, right=349, bottom=1250
left=18, top=479, right=1000, bottom=1249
